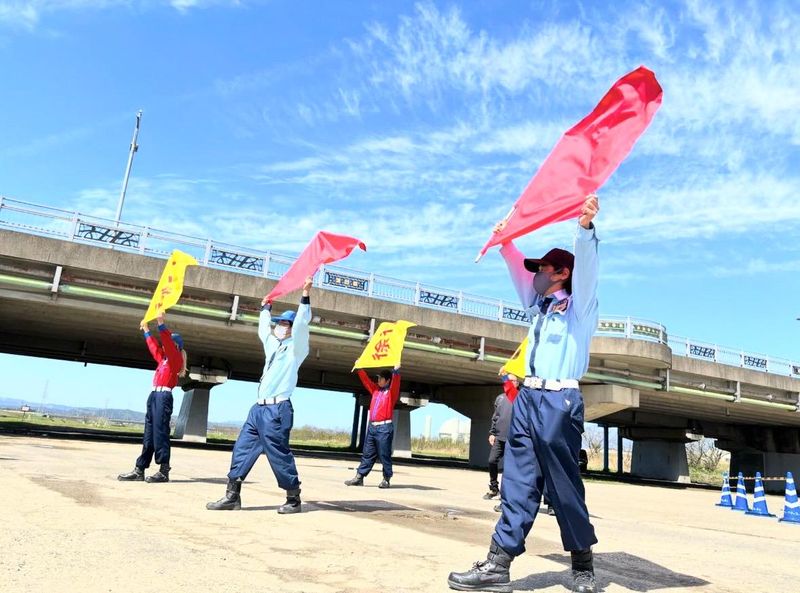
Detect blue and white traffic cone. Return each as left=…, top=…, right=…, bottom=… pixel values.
left=715, top=472, right=733, bottom=508
left=745, top=472, right=775, bottom=518
left=779, top=471, right=800, bottom=524
left=731, top=472, right=750, bottom=512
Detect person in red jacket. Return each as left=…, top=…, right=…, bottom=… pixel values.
left=118, top=311, right=187, bottom=484
left=344, top=365, right=401, bottom=489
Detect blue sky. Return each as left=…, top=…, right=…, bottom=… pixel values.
left=1, top=1, right=799, bottom=433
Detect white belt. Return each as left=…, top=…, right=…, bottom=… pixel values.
left=153, top=386, right=172, bottom=392
left=523, top=377, right=579, bottom=391
left=371, top=420, right=392, bottom=426
left=257, top=396, right=289, bottom=405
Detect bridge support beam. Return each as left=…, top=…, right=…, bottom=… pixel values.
left=582, top=384, right=639, bottom=422
left=173, top=368, right=228, bottom=443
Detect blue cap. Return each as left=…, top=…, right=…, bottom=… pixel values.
left=171, top=333, right=184, bottom=350
left=271, top=310, right=296, bottom=324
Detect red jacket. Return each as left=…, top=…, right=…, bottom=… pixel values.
left=357, top=369, right=401, bottom=423
left=502, top=374, right=520, bottom=403
left=144, top=325, right=183, bottom=389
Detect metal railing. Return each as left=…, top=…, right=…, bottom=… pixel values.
left=2, top=195, right=799, bottom=378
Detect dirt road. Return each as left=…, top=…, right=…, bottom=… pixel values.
left=0, top=435, right=795, bottom=593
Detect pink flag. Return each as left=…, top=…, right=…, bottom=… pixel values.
left=477, top=66, right=663, bottom=260
left=267, top=231, right=367, bottom=301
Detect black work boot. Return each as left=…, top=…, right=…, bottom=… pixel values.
left=145, top=464, right=170, bottom=483
left=571, top=549, right=596, bottom=593
left=344, top=473, right=364, bottom=486
left=379, top=478, right=390, bottom=489
left=117, top=467, right=144, bottom=481
left=206, top=479, right=242, bottom=510
left=447, top=541, right=512, bottom=592
left=483, top=482, right=500, bottom=500
left=278, top=488, right=301, bottom=514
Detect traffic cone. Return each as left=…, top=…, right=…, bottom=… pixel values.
left=779, top=471, right=800, bottom=524
left=715, top=472, right=733, bottom=507
left=731, top=472, right=749, bottom=511
left=745, top=472, right=775, bottom=518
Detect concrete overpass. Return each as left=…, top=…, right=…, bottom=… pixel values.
left=1, top=196, right=799, bottom=490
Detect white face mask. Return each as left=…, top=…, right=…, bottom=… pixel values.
left=273, top=325, right=289, bottom=340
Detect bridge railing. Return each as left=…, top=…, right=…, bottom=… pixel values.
left=2, top=195, right=799, bottom=377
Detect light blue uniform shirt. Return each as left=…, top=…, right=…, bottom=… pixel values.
left=257, top=300, right=311, bottom=399
left=500, top=224, right=599, bottom=381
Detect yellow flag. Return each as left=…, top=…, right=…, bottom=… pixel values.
left=142, top=250, right=198, bottom=322
left=500, top=337, right=529, bottom=378
left=353, top=320, right=417, bottom=370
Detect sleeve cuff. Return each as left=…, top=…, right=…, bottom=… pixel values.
left=576, top=222, right=597, bottom=241
left=392, top=369, right=400, bottom=375
left=300, top=296, right=310, bottom=304
left=261, top=304, right=272, bottom=312
left=143, top=331, right=151, bottom=338
left=157, top=324, right=167, bottom=331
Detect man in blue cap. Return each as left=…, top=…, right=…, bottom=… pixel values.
left=206, top=276, right=313, bottom=514
left=447, top=194, right=600, bottom=593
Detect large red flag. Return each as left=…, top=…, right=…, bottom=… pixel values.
left=477, top=66, right=662, bottom=260
left=267, top=231, right=367, bottom=301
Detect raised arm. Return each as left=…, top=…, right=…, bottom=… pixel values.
left=291, top=277, right=313, bottom=356
left=389, top=366, right=402, bottom=406
left=499, top=241, right=535, bottom=309
left=571, top=195, right=600, bottom=322
left=140, top=320, right=162, bottom=363
left=258, top=299, right=273, bottom=351
left=356, top=369, right=378, bottom=393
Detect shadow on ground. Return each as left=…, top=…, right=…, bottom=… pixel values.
left=241, top=499, right=420, bottom=514
left=510, top=552, right=709, bottom=592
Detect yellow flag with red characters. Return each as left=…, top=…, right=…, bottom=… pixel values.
left=353, top=320, right=416, bottom=370
left=500, top=337, right=529, bottom=378
left=142, top=250, right=198, bottom=322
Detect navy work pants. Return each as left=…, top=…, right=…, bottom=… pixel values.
left=493, top=386, right=597, bottom=556
left=357, top=423, right=394, bottom=479
left=136, top=390, right=173, bottom=469
left=227, top=401, right=300, bottom=491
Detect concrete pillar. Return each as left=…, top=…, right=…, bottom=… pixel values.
left=349, top=394, right=360, bottom=451
left=174, top=387, right=210, bottom=443
left=436, top=384, right=500, bottom=468
left=631, top=441, right=690, bottom=482
left=392, top=408, right=412, bottom=458
left=173, top=367, right=227, bottom=443
left=468, top=413, right=492, bottom=469
left=603, top=425, right=610, bottom=472
left=617, top=430, right=623, bottom=474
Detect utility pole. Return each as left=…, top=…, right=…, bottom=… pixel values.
left=114, top=110, right=143, bottom=223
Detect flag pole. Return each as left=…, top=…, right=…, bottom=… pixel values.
left=114, top=110, right=143, bottom=223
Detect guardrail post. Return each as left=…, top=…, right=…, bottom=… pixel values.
left=714, top=344, right=718, bottom=363
left=740, top=350, right=745, bottom=367
left=497, top=299, right=504, bottom=321
left=457, top=291, right=463, bottom=314
left=264, top=252, right=271, bottom=278
left=139, top=228, right=149, bottom=254
left=368, top=273, right=375, bottom=297
left=625, top=316, right=632, bottom=338
left=317, top=264, right=325, bottom=287
left=414, top=282, right=421, bottom=305
left=203, top=239, right=212, bottom=265
left=765, top=356, right=770, bottom=373
left=69, top=213, right=79, bottom=240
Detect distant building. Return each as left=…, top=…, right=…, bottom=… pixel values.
left=438, top=417, right=471, bottom=443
